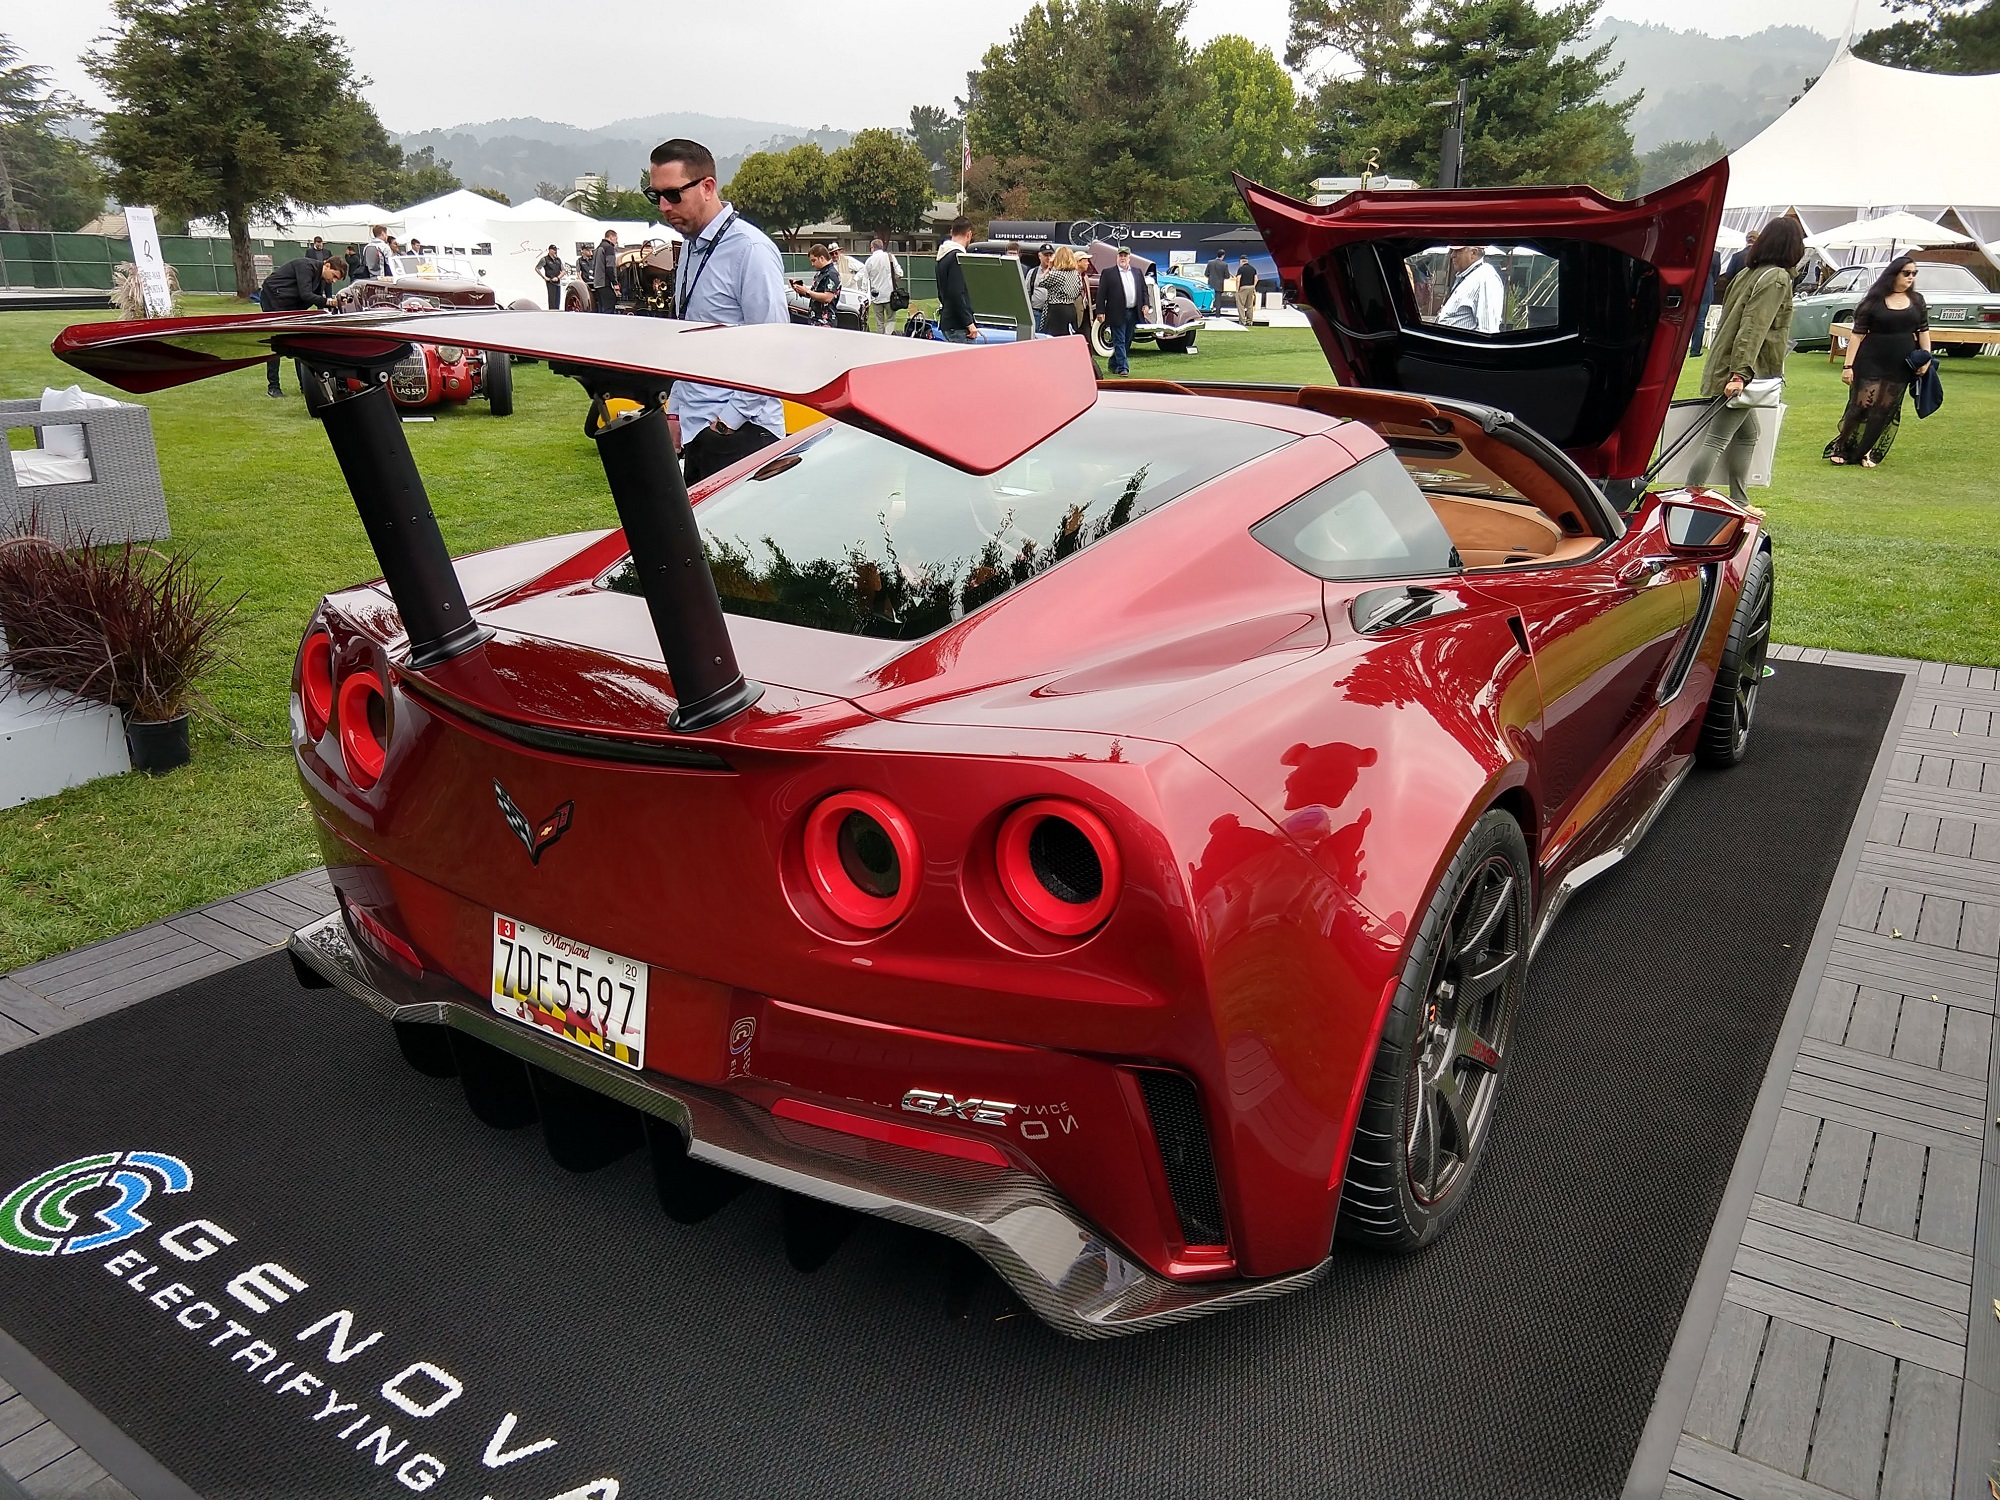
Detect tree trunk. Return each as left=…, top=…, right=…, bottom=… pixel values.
left=226, top=209, right=257, bottom=301
left=0, top=146, right=21, bottom=233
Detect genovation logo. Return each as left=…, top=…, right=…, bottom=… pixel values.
left=1, top=1151, right=192, bottom=1257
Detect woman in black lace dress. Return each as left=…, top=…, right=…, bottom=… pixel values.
left=1829, top=257, right=1934, bottom=467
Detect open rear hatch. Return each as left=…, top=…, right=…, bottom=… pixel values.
left=1238, top=159, right=1727, bottom=479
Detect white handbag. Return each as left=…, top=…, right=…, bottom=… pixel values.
left=1728, top=376, right=1785, bottom=409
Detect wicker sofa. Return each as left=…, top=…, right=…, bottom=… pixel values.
left=1, top=397, right=170, bottom=544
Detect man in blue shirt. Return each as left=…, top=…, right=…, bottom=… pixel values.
left=647, top=137, right=791, bottom=483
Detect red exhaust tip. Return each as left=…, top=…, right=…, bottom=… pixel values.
left=337, top=670, right=389, bottom=789
left=802, top=790, right=920, bottom=930
left=996, top=799, right=1122, bottom=937
left=298, top=630, right=334, bottom=741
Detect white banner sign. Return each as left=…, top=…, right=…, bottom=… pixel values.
left=123, top=206, right=175, bottom=318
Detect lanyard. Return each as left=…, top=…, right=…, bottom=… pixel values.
left=677, top=210, right=737, bottom=315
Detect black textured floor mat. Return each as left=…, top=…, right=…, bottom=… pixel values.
left=0, top=661, right=1900, bottom=1499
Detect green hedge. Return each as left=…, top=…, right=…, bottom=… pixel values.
left=0, top=232, right=310, bottom=295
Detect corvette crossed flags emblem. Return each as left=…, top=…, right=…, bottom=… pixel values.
left=494, top=780, right=573, bottom=865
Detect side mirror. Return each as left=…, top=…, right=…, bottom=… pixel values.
left=1662, top=502, right=1743, bottom=556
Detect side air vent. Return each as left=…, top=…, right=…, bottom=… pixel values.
left=1135, top=1071, right=1227, bottom=1248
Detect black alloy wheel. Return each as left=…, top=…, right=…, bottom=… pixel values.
left=1339, top=808, right=1530, bottom=1249
left=1696, top=545, right=1773, bottom=768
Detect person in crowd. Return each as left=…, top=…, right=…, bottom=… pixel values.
left=386, top=236, right=403, bottom=256
left=1041, top=246, right=1084, bottom=337
left=361, top=224, right=390, bottom=279
left=256, top=254, right=345, bottom=396
left=794, top=243, right=841, bottom=326
left=935, top=217, right=978, bottom=343
left=1690, top=246, right=1721, bottom=358
left=647, top=136, right=790, bottom=482
left=342, top=243, right=364, bottom=280
left=305, top=236, right=329, bottom=265
left=1097, top=245, right=1151, bottom=376
left=863, top=237, right=901, bottom=333
left=1206, top=249, right=1230, bottom=305
left=590, top=230, right=619, bottom=312
left=1073, top=248, right=1093, bottom=329
left=1438, top=245, right=1503, bottom=333
left=1828, top=256, right=1935, bottom=468
left=536, top=244, right=565, bottom=310
left=1027, top=244, right=1054, bottom=333
left=408, top=238, right=425, bottom=258
left=1235, top=255, right=1260, bottom=325
left=1688, top=215, right=1803, bottom=502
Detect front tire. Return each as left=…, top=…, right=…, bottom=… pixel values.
left=484, top=349, right=514, bottom=416
left=1338, top=808, right=1530, bottom=1250
left=1089, top=317, right=1114, bottom=359
left=1696, top=545, right=1773, bottom=768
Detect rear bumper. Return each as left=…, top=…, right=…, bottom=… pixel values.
left=289, top=912, right=1329, bottom=1339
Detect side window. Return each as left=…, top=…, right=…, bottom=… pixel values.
left=1251, top=451, right=1460, bottom=582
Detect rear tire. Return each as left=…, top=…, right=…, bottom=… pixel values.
left=1089, top=317, right=1114, bottom=359
left=1696, top=545, right=1774, bottom=768
left=1338, top=808, right=1530, bottom=1250
left=483, top=349, right=514, bottom=416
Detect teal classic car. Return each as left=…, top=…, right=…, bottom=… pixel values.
left=1789, top=261, right=2000, bottom=351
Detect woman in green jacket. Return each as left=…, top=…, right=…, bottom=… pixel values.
left=1689, top=217, right=1804, bottom=503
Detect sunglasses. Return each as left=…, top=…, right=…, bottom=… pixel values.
left=643, top=178, right=710, bottom=207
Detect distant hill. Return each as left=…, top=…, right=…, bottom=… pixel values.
left=1575, top=20, right=1842, bottom=151
left=392, top=114, right=853, bottom=204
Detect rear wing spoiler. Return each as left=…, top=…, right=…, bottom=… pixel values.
left=52, top=310, right=1097, bottom=733
left=53, top=309, right=1096, bottom=476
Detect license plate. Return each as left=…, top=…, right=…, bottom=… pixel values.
left=491, top=914, right=647, bottom=1069
left=1936, top=307, right=1968, bottom=320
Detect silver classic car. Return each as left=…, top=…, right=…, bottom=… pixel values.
left=1789, top=260, right=2000, bottom=351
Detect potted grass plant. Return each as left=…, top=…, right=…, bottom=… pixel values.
left=0, top=523, right=238, bottom=775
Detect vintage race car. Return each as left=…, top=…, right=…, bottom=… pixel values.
left=324, top=256, right=514, bottom=417
left=53, top=160, right=1763, bottom=1338
left=1789, top=258, right=2000, bottom=350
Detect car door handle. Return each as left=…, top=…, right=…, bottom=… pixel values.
left=1616, top=555, right=1676, bottom=588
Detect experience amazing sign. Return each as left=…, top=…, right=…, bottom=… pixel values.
left=2, top=1150, right=620, bottom=1498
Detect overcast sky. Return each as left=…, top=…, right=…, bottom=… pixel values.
left=11, top=0, right=1884, bottom=135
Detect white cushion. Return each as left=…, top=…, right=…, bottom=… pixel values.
left=38, top=385, right=122, bottom=459
left=11, top=449, right=94, bottom=487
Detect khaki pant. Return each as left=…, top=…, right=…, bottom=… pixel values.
left=1235, top=286, right=1259, bottom=324
left=870, top=301, right=898, bottom=334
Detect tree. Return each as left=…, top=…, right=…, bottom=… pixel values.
left=725, top=143, right=835, bottom=248
left=831, top=128, right=936, bottom=236
left=466, top=184, right=511, bottom=206
left=1853, top=0, right=2000, bottom=71
left=379, top=145, right=460, bottom=209
left=908, top=105, right=963, bottom=194
left=1307, top=0, right=1638, bottom=196
left=87, top=0, right=399, bottom=297
left=573, top=174, right=654, bottom=221
left=1194, top=36, right=1306, bottom=216
left=967, top=0, right=1217, bottom=219
left=0, top=35, right=103, bottom=232
left=1285, top=0, right=1415, bottom=81
left=1635, top=135, right=1726, bottom=195
left=533, top=179, right=567, bottom=203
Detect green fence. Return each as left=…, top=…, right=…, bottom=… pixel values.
left=0, top=233, right=310, bottom=295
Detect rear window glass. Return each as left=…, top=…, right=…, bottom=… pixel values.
left=607, top=407, right=1290, bottom=639
left=1251, top=450, right=1459, bottom=581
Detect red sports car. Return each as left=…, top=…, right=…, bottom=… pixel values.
left=54, top=163, right=1766, bottom=1338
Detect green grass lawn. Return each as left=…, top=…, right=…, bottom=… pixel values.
left=0, top=305, right=1994, bottom=969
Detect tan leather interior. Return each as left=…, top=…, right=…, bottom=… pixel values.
left=1426, top=494, right=1561, bottom=567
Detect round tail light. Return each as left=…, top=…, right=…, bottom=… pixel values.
left=298, top=630, right=334, bottom=740
left=337, top=670, right=389, bottom=789
left=803, top=791, right=920, bottom=929
left=997, top=800, right=1121, bottom=936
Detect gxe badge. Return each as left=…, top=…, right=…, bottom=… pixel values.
left=494, top=780, right=573, bottom=865
left=901, top=1089, right=1017, bottom=1128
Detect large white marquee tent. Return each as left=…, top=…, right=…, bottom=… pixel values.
left=193, top=191, right=676, bottom=304
left=1723, top=46, right=2000, bottom=267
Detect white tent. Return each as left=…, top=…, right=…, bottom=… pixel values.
left=1805, top=211, right=1974, bottom=252
left=188, top=201, right=404, bottom=248
left=395, top=191, right=677, bottom=305
left=1724, top=47, right=2000, bottom=267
